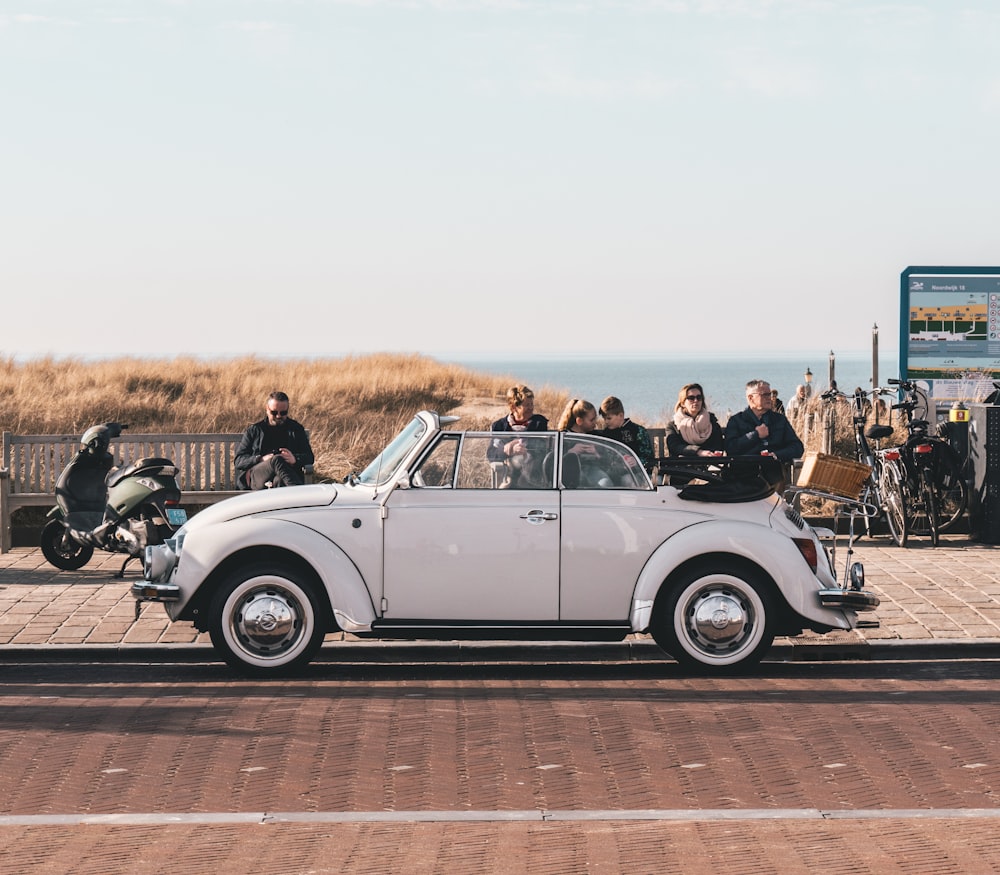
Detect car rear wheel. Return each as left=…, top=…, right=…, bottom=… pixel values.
left=652, top=564, right=775, bottom=672
left=209, top=566, right=326, bottom=675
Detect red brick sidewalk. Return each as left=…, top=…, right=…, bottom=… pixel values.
left=2, top=536, right=1000, bottom=653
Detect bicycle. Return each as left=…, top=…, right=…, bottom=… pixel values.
left=787, top=388, right=907, bottom=548
left=887, top=378, right=968, bottom=541
left=846, top=387, right=909, bottom=547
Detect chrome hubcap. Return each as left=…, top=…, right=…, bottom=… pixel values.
left=684, top=586, right=754, bottom=653
left=691, top=592, right=747, bottom=642
left=234, top=588, right=302, bottom=656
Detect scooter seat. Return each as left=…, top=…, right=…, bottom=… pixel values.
left=107, top=457, right=177, bottom=487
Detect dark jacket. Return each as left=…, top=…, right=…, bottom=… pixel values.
left=724, top=407, right=803, bottom=462
left=234, top=417, right=314, bottom=488
left=487, top=413, right=549, bottom=462
left=602, top=418, right=655, bottom=472
left=665, top=413, right=724, bottom=458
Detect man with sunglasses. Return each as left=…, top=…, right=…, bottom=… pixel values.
left=234, top=391, right=315, bottom=490
left=725, top=379, right=803, bottom=464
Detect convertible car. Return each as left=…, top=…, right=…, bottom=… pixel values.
left=133, top=411, right=879, bottom=675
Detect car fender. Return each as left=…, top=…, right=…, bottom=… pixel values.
left=629, top=520, right=846, bottom=632
left=168, top=516, right=377, bottom=630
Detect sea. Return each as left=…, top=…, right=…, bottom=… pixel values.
left=444, top=352, right=898, bottom=426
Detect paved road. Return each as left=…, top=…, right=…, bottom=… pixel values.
left=1, top=656, right=1000, bottom=874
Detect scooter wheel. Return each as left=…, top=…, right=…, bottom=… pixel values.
left=40, top=520, right=94, bottom=570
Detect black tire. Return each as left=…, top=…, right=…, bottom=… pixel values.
left=651, top=563, right=775, bottom=672
left=935, top=455, right=968, bottom=532
left=924, top=477, right=939, bottom=546
left=208, top=565, right=326, bottom=675
left=882, top=463, right=908, bottom=548
left=907, top=469, right=939, bottom=544
left=40, top=519, right=94, bottom=570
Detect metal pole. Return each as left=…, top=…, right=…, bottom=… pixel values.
left=828, top=350, right=836, bottom=389
left=872, top=323, right=879, bottom=389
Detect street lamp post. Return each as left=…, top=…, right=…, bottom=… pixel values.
left=872, top=323, right=879, bottom=389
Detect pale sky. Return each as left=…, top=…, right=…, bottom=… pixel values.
left=3, top=1, right=998, bottom=361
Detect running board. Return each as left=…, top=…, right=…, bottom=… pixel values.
left=362, top=621, right=632, bottom=642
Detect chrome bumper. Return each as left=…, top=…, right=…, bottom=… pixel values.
left=131, top=581, right=181, bottom=602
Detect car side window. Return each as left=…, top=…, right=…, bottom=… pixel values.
left=457, top=434, right=556, bottom=489
left=453, top=435, right=494, bottom=488
left=411, top=435, right=459, bottom=488
left=563, top=435, right=650, bottom=489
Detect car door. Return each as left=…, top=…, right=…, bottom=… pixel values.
left=557, top=434, right=668, bottom=620
left=381, top=433, right=561, bottom=621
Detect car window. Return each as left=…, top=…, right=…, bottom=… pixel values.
left=411, top=435, right=459, bottom=488
left=563, top=435, right=651, bottom=489
left=358, top=416, right=427, bottom=486
left=456, top=434, right=556, bottom=489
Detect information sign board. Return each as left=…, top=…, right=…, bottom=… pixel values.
left=900, top=266, right=1000, bottom=402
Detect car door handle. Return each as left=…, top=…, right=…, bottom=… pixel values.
left=520, top=510, right=558, bottom=523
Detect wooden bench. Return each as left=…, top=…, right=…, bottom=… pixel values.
left=647, top=427, right=667, bottom=460
left=0, top=431, right=314, bottom=553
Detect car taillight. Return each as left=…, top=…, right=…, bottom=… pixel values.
left=792, top=537, right=818, bottom=573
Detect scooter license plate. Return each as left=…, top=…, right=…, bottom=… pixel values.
left=166, top=508, right=188, bottom=526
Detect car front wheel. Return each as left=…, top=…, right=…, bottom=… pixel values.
left=653, top=564, right=775, bottom=672
left=209, top=566, right=326, bottom=675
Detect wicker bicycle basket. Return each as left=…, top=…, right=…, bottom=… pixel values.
left=796, top=452, right=872, bottom=499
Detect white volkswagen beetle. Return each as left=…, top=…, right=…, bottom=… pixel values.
left=133, top=411, right=878, bottom=675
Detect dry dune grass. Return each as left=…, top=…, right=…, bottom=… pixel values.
left=0, top=354, right=569, bottom=482
left=797, top=395, right=909, bottom=458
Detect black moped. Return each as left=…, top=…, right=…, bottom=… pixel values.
left=40, top=422, right=187, bottom=576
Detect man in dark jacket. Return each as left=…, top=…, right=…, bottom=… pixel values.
left=234, top=391, right=314, bottom=489
left=725, top=379, right=804, bottom=463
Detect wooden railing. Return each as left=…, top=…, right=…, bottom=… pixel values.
left=0, top=431, right=313, bottom=552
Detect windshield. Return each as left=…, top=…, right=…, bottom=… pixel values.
left=356, top=416, right=428, bottom=486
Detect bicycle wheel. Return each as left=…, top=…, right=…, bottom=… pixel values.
left=923, top=475, right=939, bottom=546
left=858, top=481, right=875, bottom=538
left=935, top=453, right=968, bottom=532
left=907, top=470, right=933, bottom=537
left=905, top=468, right=939, bottom=543
left=882, top=462, right=908, bottom=547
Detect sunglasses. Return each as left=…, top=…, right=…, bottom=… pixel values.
left=268, top=408, right=289, bottom=417
left=686, top=394, right=703, bottom=402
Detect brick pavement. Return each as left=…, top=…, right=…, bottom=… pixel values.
left=1, top=536, right=1000, bottom=656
